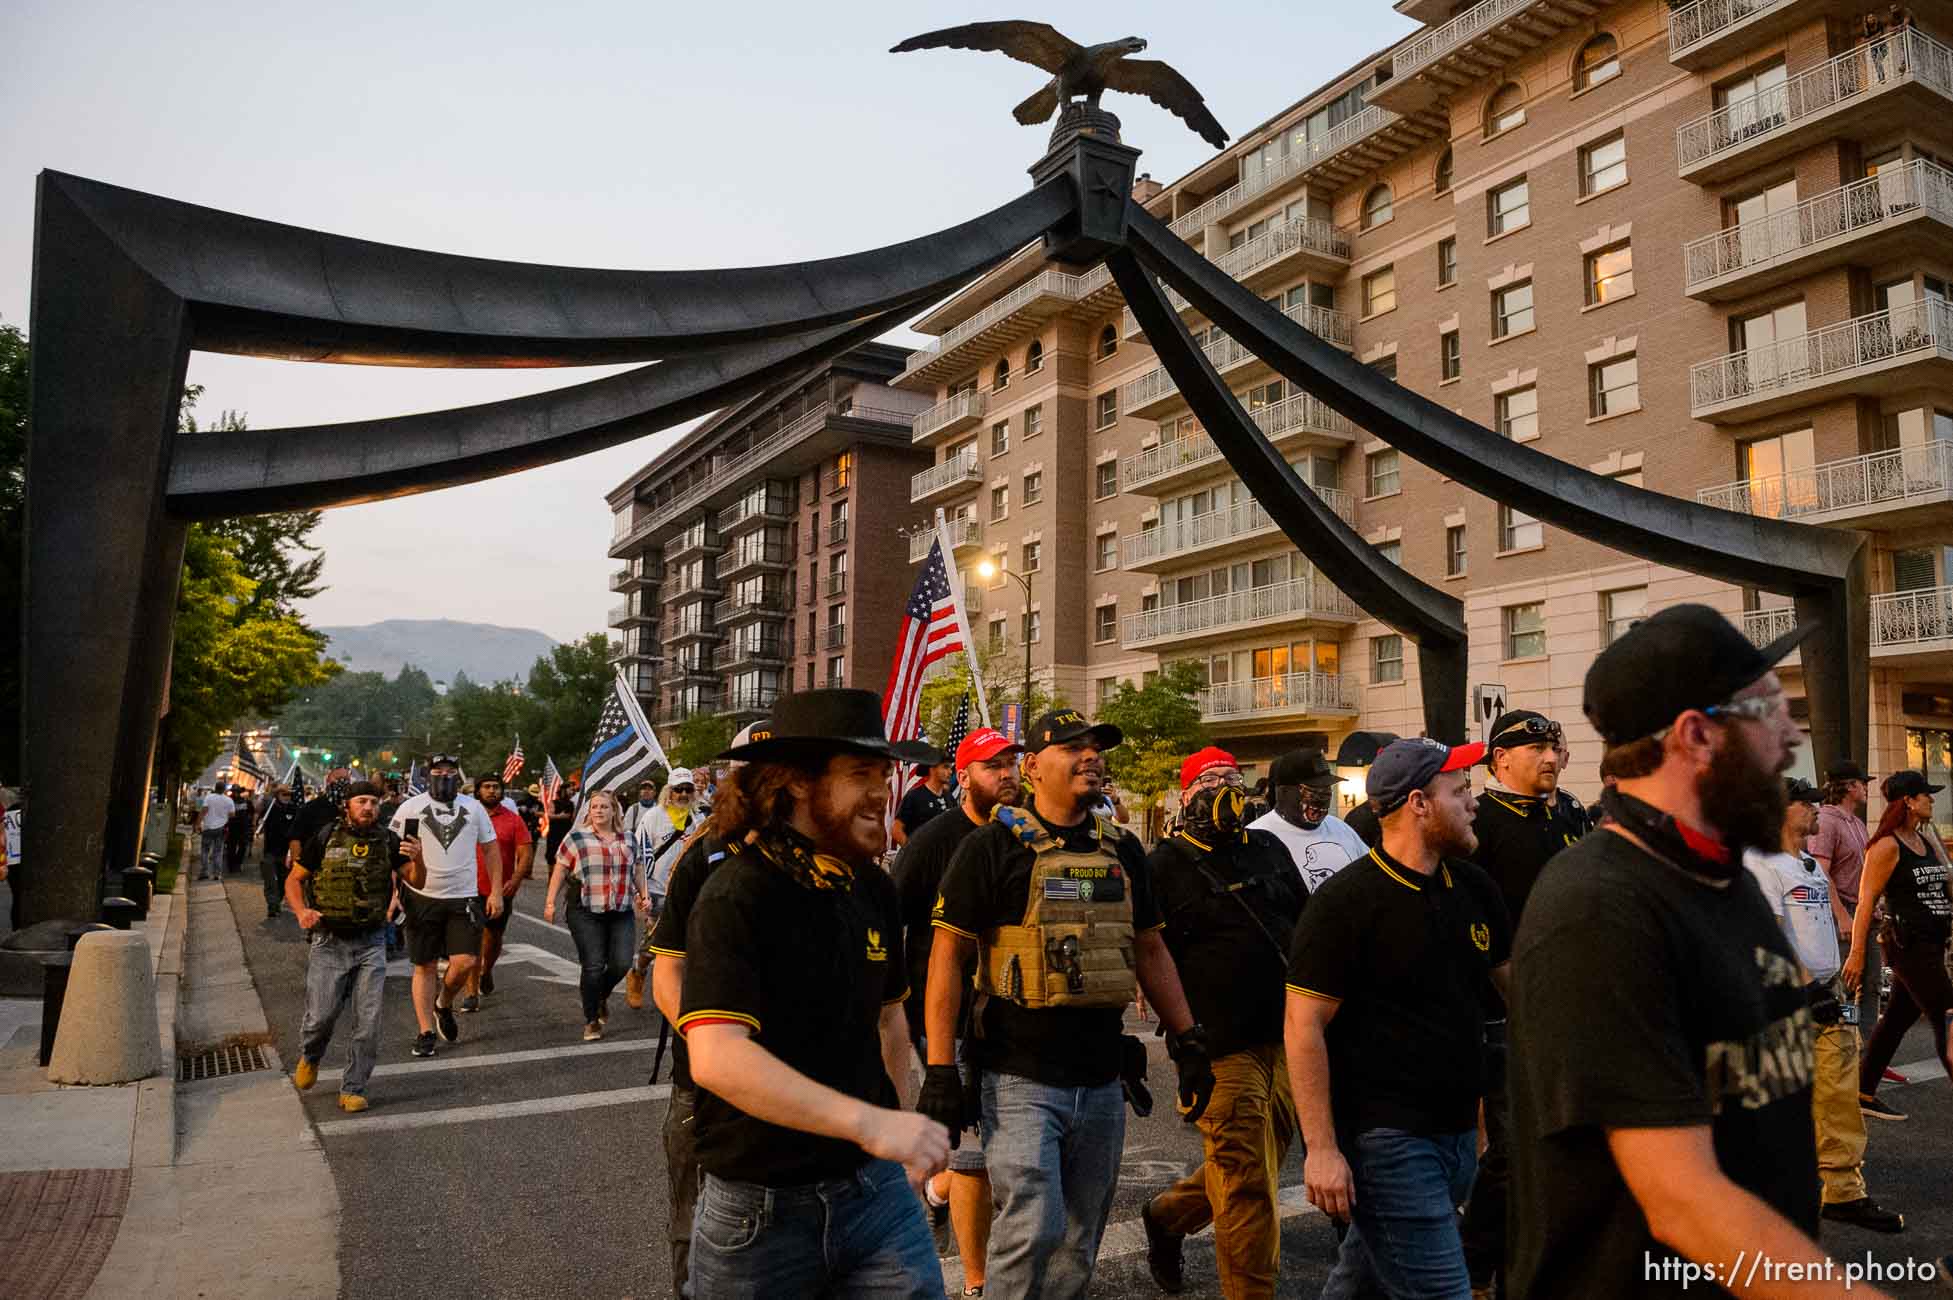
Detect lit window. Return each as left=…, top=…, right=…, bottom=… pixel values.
left=1366, top=448, right=1401, bottom=497
left=1363, top=265, right=1397, bottom=316
left=1497, top=386, right=1538, bottom=440
left=1098, top=324, right=1119, bottom=359
left=1486, top=83, right=1527, bottom=136
left=1586, top=243, right=1634, bottom=305
left=1363, top=184, right=1394, bottom=230
left=1603, top=586, right=1646, bottom=646
left=1575, top=34, right=1621, bottom=92
left=1581, top=132, right=1628, bottom=196
left=1435, top=147, right=1454, bottom=194
left=1499, top=505, right=1543, bottom=552
left=1095, top=460, right=1118, bottom=499
left=1441, top=330, right=1461, bottom=381
left=1489, top=178, right=1531, bottom=236
left=1372, top=634, right=1404, bottom=683
left=1096, top=391, right=1119, bottom=429
left=1493, top=281, right=1535, bottom=338
left=1504, top=602, right=1547, bottom=658
left=1446, top=525, right=1467, bottom=576
left=1590, top=355, right=1640, bottom=417
left=1023, top=470, right=1043, bottom=505
left=1094, top=603, right=1117, bottom=643
left=1438, top=237, right=1457, bottom=287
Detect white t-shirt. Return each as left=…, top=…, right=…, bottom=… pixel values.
left=390, top=792, right=499, bottom=900
left=200, top=792, right=235, bottom=831
left=4, top=808, right=21, bottom=866
left=1249, top=810, right=1370, bottom=892
left=633, top=803, right=692, bottom=896
left=1743, top=848, right=1841, bottom=982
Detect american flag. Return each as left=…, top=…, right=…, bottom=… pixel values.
left=542, top=755, right=564, bottom=809
left=234, top=744, right=268, bottom=783
left=503, top=735, right=525, bottom=784
left=581, top=669, right=673, bottom=808
left=941, top=692, right=972, bottom=799
left=882, top=536, right=970, bottom=818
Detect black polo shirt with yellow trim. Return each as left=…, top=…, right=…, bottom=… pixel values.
left=1472, top=787, right=1584, bottom=928
left=1284, top=845, right=1512, bottom=1138
left=642, top=830, right=728, bottom=1091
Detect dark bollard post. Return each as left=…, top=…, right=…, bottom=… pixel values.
left=122, top=866, right=155, bottom=919
left=39, top=953, right=73, bottom=1067
left=100, top=897, right=140, bottom=930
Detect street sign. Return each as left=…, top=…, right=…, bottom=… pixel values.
left=1473, top=684, right=1508, bottom=743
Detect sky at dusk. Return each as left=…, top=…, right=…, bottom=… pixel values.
left=2, top=0, right=1413, bottom=642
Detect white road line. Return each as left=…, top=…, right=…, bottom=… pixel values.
left=314, top=1083, right=669, bottom=1137
left=315, top=1036, right=653, bottom=1083
left=511, top=907, right=573, bottom=937
left=1887, top=1055, right=1946, bottom=1086
left=939, top=1181, right=1317, bottom=1289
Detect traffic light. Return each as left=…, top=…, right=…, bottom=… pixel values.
left=321, top=751, right=333, bottom=761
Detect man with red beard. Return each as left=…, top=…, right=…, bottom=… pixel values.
left=1507, top=605, right=1887, bottom=1299
left=678, top=689, right=950, bottom=1297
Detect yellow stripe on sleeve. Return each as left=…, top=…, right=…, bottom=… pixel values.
left=1284, top=984, right=1343, bottom=1005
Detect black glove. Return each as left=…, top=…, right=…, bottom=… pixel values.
left=1166, top=1024, right=1214, bottom=1124
left=917, top=1064, right=973, bottom=1149
left=1119, top=1035, right=1153, bottom=1117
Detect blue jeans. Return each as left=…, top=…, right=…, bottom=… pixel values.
left=980, top=1071, right=1126, bottom=1299
left=298, top=927, right=388, bottom=1095
left=565, top=899, right=635, bottom=1023
left=1322, top=1128, right=1477, bottom=1300
left=688, top=1158, right=941, bottom=1298
left=199, top=828, right=226, bottom=877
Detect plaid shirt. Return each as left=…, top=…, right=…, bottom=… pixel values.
left=556, top=830, right=636, bottom=912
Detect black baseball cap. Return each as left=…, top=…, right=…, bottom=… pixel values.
left=1785, top=777, right=1822, bottom=805
left=345, top=780, right=383, bottom=800
left=1025, top=708, right=1123, bottom=753
left=1486, top=710, right=1561, bottom=761
left=1582, top=603, right=1813, bottom=746
left=1884, top=769, right=1944, bottom=800
left=1270, top=748, right=1337, bottom=789
left=1825, top=760, right=1870, bottom=784
left=1367, top=737, right=1486, bottom=815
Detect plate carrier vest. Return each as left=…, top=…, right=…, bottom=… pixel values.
left=976, top=805, right=1137, bottom=1010
left=311, top=824, right=393, bottom=931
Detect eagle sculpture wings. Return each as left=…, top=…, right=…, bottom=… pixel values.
left=892, top=21, right=1229, bottom=150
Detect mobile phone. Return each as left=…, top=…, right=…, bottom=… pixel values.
left=404, top=817, right=419, bottom=838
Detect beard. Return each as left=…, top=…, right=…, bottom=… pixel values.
left=1697, top=737, right=1787, bottom=856
left=809, top=784, right=885, bottom=863
left=966, top=774, right=1020, bottom=819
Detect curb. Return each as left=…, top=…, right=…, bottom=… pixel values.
left=130, top=844, right=189, bottom=1170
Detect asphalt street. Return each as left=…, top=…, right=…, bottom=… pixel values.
left=225, top=863, right=1953, bottom=1299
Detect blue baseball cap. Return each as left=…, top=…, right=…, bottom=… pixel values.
left=1366, top=738, right=1486, bottom=815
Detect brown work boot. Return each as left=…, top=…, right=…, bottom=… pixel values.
left=1141, top=1198, right=1184, bottom=1293
left=625, top=966, right=645, bottom=1009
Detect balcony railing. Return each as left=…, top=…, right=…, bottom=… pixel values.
left=1120, top=302, right=1354, bottom=411
left=716, top=494, right=790, bottom=534
left=1668, top=0, right=1791, bottom=61
left=1746, top=587, right=1953, bottom=654
left=1169, top=107, right=1397, bottom=238
left=910, top=517, right=983, bottom=562
left=899, top=267, right=1113, bottom=380
left=825, top=571, right=848, bottom=598
left=1698, top=440, right=1953, bottom=522
left=725, top=685, right=783, bottom=713
left=1123, top=393, right=1355, bottom=489
left=1677, top=30, right=1953, bottom=172
left=713, top=592, right=789, bottom=624
left=823, top=625, right=847, bottom=651
left=1685, top=159, right=1953, bottom=291
left=1124, top=491, right=1355, bottom=566
left=1391, top=0, right=1540, bottom=89
left=911, top=450, right=983, bottom=502
left=1197, top=672, right=1358, bottom=721
left=1123, top=579, right=1358, bottom=647
left=1213, top=215, right=1353, bottom=279
left=829, top=519, right=849, bottom=545
left=911, top=389, right=989, bottom=443
left=1689, top=299, right=1953, bottom=413
left=608, top=601, right=629, bottom=626
left=820, top=468, right=848, bottom=497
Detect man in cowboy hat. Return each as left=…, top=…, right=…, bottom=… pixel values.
left=677, top=691, right=949, bottom=1295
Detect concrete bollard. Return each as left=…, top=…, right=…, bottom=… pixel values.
left=47, top=930, right=162, bottom=1084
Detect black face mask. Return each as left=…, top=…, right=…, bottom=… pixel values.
left=429, top=773, right=461, bottom=804
left=1184, top=784, right=1247, bottom=844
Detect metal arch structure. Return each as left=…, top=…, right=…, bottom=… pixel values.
left=23, top=125, right=1867, bottom=925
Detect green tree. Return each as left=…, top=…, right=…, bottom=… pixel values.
left=667, top=713, right=734, bottom=770
left=915, top=641, right=1067, bottom=751
left=1099, top=661, right=1210, bottom=818
left=520, top=634, right=618, bottom=770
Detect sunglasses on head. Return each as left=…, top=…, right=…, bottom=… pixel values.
left=1493, top=718, right=1562, bottom=746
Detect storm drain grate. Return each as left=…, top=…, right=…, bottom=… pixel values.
left=177, top=1042, right=270, bottom=1081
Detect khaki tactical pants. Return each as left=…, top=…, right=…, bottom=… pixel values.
left=1813, top=1018, right=1869, bottom=1205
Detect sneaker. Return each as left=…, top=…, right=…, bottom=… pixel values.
left=924, top=1176, right=950, bottom=1229
left=583, top=1021, right=603, bottom=1042
left=480, top=971, right=495, bottom=996
left=1859, top=1093, right=1908, bottom=1121
left=599, top=996, right=611, bottom=1028
left=961, top=1288, right=985, bottom=1298
left=337, top=1093, right=369, bottom=1113
left=1140, top=1198, right=1185, bottom=1294
left=292, top=1057, right=317, bottom=1091
left=457, top=994, right=480, bottom=1013
left=435, top=1002, right=459, bottom=1043
left=625, top=967, right=645, bottom=1010
left=1821, top=1197, right=1905, bottom=1233
left=1882, top=1066, right=1909, bottom=1084
left=412, top=1030, right=437, bottom=1058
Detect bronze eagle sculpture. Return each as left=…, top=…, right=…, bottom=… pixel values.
left=891, top=21, right=1229, bottom=150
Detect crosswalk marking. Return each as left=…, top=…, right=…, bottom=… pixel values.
left=314, top=1083, right=669, bottom=1137
left=314, top=1036, right=654, bottom=1083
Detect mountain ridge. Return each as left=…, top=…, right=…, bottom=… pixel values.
left=319, top=619, right=559, bottom=685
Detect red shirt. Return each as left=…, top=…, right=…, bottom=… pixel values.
left=477, top=802, right=533, bottom=896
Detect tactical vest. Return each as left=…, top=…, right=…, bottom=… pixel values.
left=976, top=805, right=1136, bottom=1010
left=311, top=825, right=394, bottom=931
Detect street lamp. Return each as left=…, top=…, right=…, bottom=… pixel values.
left=975, top=558, right=1034, bottom=734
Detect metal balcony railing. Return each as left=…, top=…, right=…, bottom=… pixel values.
left=909, top=517, right=983, bottom=562
left=1689, top=299, right=1953, bottom=412
left=1747, top=587, right=1953, bottom=653
left=825, top=571, right=848, bottom=598
left=608, top=601, right=629, bottom=626
left=1169, top=106, right=1397, bottom=238
left=1684, top=159, right=1953, bottom=291
left=1214, top=215, right=1353, bottom=279
left=716, top=494, right=790, bottom=534
left=829, top=519, right=849, bottom=545
left=1197, top=672, right=1358, bottom=721
left=1123, top=393, right=1354, bottom=488
left=911, top=389, right=989, bottom=442
left=726, top=684, right=783, bottom=713
left=1668, top=0, right=1791, bottom=60
left=821, top=468, right=848, bottom=497
left=823, top=625, right=847, bottom=651
left=910, top=450, right=983, bottom=502
left=1676, top=30, right=1953, bottom=171
left=1697, top=440, right=1953, bottom=521
left=1124, top=491, right=1355, bottom=565
left=1120, top=302, right=1354, bottom=410
left=899, top=267, right=1114, bottom=381
left=1123, top=579, right=1358, bottom=647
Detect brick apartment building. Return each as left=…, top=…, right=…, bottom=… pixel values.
left=605, top=344, right=932, bottom=729
left=890, top=0, right=1953, bottom=808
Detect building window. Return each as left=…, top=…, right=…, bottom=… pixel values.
left=1499, top=504, right=1543, bottom=552
left=1434, top=147, right=1454, bottom=195
left=833, top=451, right=851, bottom=489
left=1023, top=403, right=1043, bottom=438
left=1095, top=531, right=1117, bottom=570
left=1440, top=329, right=1461, bottom=381
left=1377, top=539, right=1402, bottom=566
left=1580, top=132, right=1628, bottom=196
left=1585, top=242, right=1633, bottom=305
left=1486, top=83, right=1526, bottom=136
left=1362, top=184, right=1394, bottom=230
left=990, top=420, right=1009, bottom=457
left=1504, top=602, right=1547, bottom=658
left=1590, top=354, right=1640, bottom=417
left=993, top=358, right=1011, bottom=392
left=1370, top=354, right=1398, bottom=382
left=1437, top=236, right=1457, bottom=287
left=1489, top=177, right=1530, bottom=236
left=826, top=656, right=844, bottom=688
left=1493, top=281, right=1535, bottom=338
left=1023, top=470, right=1043, bottom=505
left=1446, top=524, right=1467, bottom=576
left=1372, top=634, right=1404, bottom=683
left=1362, top=265, right=1397, bottom=317
left=1025, top=609, right=1042, bottom=644
left=987, top=551, right=1007, bottom=586
left=988, top=618, right=1006, bottom=652
left=1496, top=385, right=1538, bottom=440
left=1366, top=448, right=1401, bottom=497
left=1609, top=465, right=1646, bottom=489
left=1097, top=677, right=1118, bottom=709
left=990, top=486, right=1008, bottom=521
left=1094, top=460, right=1119, bottom=500
left=1024, top=339, right=1044, bottom=372
left=1023, top=540, right=1042, bottom=573
left=1094, top=603, right=1117, bottom=643
left=1098, top=323, right=1119, bottom=359
left=1575, top=33, right=1621, bottom=92
left=1603, top=586, right=1646, bottom=646
left=1096, top=391, right=1119, bottom=429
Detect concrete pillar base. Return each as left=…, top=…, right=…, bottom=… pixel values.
left=48, top=930, right=163, bottom=1085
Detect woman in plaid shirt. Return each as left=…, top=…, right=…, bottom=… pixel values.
left=544, top=790, right=647, bottom=1040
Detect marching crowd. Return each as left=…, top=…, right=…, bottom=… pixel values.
left=185, top=601, right=1953, bottom=1299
